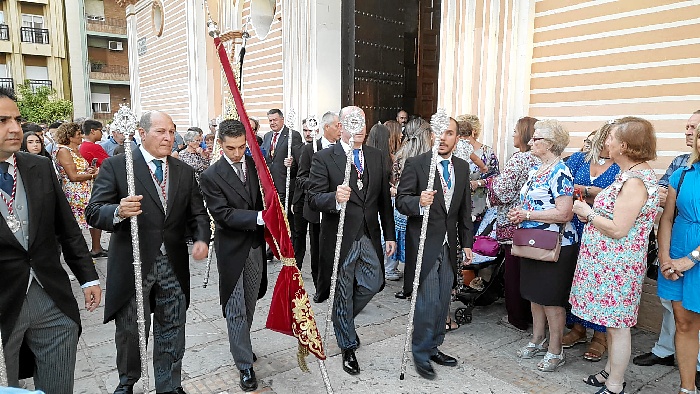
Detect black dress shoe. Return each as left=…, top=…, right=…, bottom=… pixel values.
left=395, top=290, right=411, bottom=299
left=632, top=352, right=674, bottom=367
left=156, top=388, right=187, bottom=394
left=430, top=351, right=458, bottom=367
left=113, top=384, right=134, bottom=394
left=342, top=349, right=360, bottom=375
left=415, top=360, right=436, bottom=380
left=239, top=368, right=258, bottom=392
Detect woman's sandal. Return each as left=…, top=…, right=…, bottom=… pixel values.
left=594, top=382, right=627, bottom=394
left=679, top=388, right=697, bottom=394
left=445, top=316, right=460, bottom=332
left=584, top=334, right=607, bottom=362
left=517, top=338, right=547, bottom=359
left=562, top=328, right=588, bottom=349
left=584, top=369, right=609, bottom=387
left=537, top=351, right=566, bottom=372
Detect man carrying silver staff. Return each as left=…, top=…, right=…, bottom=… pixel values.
left=86, top=111, right=210, bottom=394
left=308, top=106, right=396, bottom=375
left=396, top=117, right=473, bottom=380
left=294, top=112, right=341, bottom=298
left=199, top=120, right=266, bottom=392
left=0, top=87, right=101, bottom=394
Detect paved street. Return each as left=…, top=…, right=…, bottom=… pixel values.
left=32, top=234, right=677, bottom=393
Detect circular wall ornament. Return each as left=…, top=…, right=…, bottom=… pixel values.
left=152, top=0, right=164, bottom=37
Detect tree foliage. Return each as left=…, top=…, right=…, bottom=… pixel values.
left=16, top=81, right=73, bottom=123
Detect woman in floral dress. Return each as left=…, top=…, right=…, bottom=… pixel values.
left=480, top=116, right=540, bottom=331
left=53, top=122, right=97, bottom=231
left=571, top=117, right=659, bottom=394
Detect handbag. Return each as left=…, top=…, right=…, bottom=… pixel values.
left=511, top=225, right=565, bottom=262
left=473, top=236, right=500, bottom=257
left=472, top=214, right=500, bottom=257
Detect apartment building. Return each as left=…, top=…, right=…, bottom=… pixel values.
left=66, top=0, right=130, bottom=121
left=0, top=0, right=70, bottom=99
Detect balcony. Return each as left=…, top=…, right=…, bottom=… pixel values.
left=0, top=78, right=14, bottom=93
left=20, top=27, right=50, bottom=44
left=86, top=16, right=127, bottom=37
left=27, top=79, right=52, bottom=92
left=0, top=25, right=9, bottom=41
left=89, top=64, right=129, bottom=84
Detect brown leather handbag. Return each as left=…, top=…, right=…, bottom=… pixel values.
left=511, top=225, right=565, bottom=262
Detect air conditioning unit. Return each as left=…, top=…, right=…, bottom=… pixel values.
left=108, top=41, right=123, bottom=51
left=87, top=15, right=105, bottom=22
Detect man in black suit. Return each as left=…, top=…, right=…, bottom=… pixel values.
left=86, top=111, right=211, bottom=394
left=0, top=87, right=101, bottom=394
left=198, top=120, right=265, bottom=392
left=308, top=106, right=396, bottom=376
left=294, top=111, right=340, bottom=300
left=396, top=117, right=474, bottom=380
left=261, top=108, right=302, bottom=216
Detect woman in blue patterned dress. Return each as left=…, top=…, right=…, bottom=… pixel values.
left=563, top=122, right=620, bottom=362
left=508, top=120, right=577, bottom=372
left=658, top=125, right=700, bottom=394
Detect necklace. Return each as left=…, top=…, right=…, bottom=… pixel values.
left=1, top=156, right=20, bottom=233
left=536, top=158, right=558, bottom=175
left=597, top=156, right=610, bottom=166
left=626, top=162, right=644, bottom=172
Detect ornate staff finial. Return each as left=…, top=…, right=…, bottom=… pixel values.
left=306, top=114, right=320, bottom=132
left=286, top=109, right=297, bottom=130
left=341, top=107, right=365, bottom=137
left=430, top=108, right=449, bottom=138
left=113, top=104, right=138, bottom=138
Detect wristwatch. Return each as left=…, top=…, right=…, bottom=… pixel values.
left=688, top=250, right=700, bottom=265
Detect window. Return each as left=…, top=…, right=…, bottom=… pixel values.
left=91, top=92, right=110, bottom=113
left=0, top=11, right=5, bottom=25
left=25, top=66, right=49, bottom=81
left=21, top=14, right=44, bottom=29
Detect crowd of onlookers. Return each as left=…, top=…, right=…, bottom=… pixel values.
left=19, top=107, right=700, bottom=394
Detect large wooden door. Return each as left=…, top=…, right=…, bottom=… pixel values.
left=341, top=0, right=440, bottom=126
left=416, top=0, right=441, bottom=119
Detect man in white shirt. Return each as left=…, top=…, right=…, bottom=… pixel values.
left=0, top=86, right=101, bottom=394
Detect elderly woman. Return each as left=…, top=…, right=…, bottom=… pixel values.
left=53, top=122, right=102, bottom=255
left=658, top=125, right=700, bottom=394
left=563, top=122, right=620, bottom=362
left=178, top=129, right=209, bottom=181
left=480, top=117, right=539, bottom=331
left=570, top=117, right=659, bottom=394
left=508, top=119, right=576, bottom=372
left=457, top=115, right=499, bottom=227
left=393, top=118, right=433, bottom=296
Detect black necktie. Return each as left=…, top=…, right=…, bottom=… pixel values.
left=0, top=162, right=13, bottom=195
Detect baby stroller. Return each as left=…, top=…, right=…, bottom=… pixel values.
left=453, top=208, right=506, bottom=325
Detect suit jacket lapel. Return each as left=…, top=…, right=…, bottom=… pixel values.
left=246, top=156, right=259, bottom=207
left=421, top=153, right=446, bottom=213
left=16, top=155, right=42, bottom=249
left=0, top=157, right=26, bottom=250
left=165, top=157, right=181, bottom=221
left=217, top=159, right=252, bottom=206
left=133, top=149, right=164, bottom=214
left=274, top=127, right=289, bottom=160
left=331, top=143, right=364, bottom=201
left=448, top=159, right=466, bottom=215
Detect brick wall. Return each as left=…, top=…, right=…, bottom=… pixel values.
left=109, top=85, right=131, bottom=114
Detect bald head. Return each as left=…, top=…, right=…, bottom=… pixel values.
left=139, top=111, right=175, bottom=158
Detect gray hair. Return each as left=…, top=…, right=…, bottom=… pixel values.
left=183, top=130, right=200, bottom=143
left=320, top=111, right=338, bottom=131
left=535, top=119, right=570, bottom=156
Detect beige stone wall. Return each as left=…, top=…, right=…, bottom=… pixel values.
left=529, top=0, right=700, bottom=173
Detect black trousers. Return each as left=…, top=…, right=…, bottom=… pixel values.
left=292, top=203, right=320, bottom=279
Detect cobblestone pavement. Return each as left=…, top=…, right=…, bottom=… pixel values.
left=25, top=234, right=677, bottom=393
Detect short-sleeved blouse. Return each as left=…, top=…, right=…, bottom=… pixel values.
left=565, top=152, right=620, bottom=238
left=518, top=160, right=577, bottom=246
